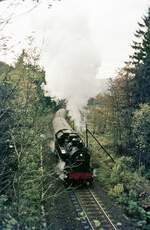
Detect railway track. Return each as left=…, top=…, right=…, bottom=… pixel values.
left=69, top=188, right=119, bottom=230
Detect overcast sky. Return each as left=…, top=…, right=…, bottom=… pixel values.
left=0, top=0, right=149, bottom=78
left=0, top=0, right=150, bottom=121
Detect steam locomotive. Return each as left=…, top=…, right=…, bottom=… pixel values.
left=53, top=109, right=93, bottom=186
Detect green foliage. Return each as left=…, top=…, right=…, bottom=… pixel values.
left=102, top=155, right=149, bottom=226
left=132, top=104, right=150, bottom=165
left=109, top=183, right=124, bottom=198
left=0, top=49, right=57, bottom=228
left=87, top=94, right=111, bottom=134
left=0, top=195, right=17, bottom=229
left=88, top=131, right=150, bottom=227
left=129, top=8, right=150, bottom=107
left=127, top=200, right=146, bottom=220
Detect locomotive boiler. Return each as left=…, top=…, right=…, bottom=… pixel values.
left=53, top=109, right=93, bottom=186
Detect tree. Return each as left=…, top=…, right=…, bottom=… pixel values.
left=0, top=50, right=57, bottom=228
left=107, top=8, right=150, bottom=155
left=108, top=65, right=134, bottom=153
left=132, top=104, right=150, bottom=168
left=130, top=8, right=150, bottom=106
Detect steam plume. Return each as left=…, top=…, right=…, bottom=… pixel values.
left=40, top=1, right=101, bottom=124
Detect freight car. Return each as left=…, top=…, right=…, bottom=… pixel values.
left=53, top=109, right=93, bottom=186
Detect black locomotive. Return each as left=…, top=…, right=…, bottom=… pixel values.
left=53, top=109, right=93, bottom=185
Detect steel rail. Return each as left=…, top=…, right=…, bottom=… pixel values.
left=89, top=189, right=118, bottom=230
left=69, top=190, right=94, bottom=229
left=74, top=191, right=95, bottom=230
left=73, top=189, right=118, bottom=230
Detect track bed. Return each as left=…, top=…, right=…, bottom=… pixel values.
left=69, top=189, right=118, bottom=230
left=68, top=184, right=136, bottom=230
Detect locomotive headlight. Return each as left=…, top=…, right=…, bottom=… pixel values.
left=80, top=153, right=83, bottom=157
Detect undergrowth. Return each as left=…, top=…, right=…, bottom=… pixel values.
left=88, top=134, right=150, bottom=229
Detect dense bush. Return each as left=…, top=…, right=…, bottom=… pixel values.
left=89, top=137, right=150, bottom=228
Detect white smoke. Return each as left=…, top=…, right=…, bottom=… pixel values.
left=56, top=160, right=67, bottom=180
left=40, top=0, right=101, bottom=124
